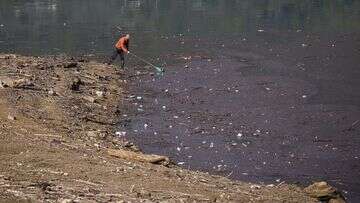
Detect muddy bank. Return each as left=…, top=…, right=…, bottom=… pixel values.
left=0, top=54, right=327, bottom=202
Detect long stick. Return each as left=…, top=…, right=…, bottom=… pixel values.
left=129, top=53, right=156, bottom=67
left=129, top=52, right=162, bottom=71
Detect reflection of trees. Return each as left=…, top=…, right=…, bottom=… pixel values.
left=0, top=0, right=359, bottom=55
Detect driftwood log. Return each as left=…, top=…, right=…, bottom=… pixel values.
left=107, top=149, right=169, bottom=165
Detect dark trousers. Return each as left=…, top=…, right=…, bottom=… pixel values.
left=108, top=49, right=125, bottom=68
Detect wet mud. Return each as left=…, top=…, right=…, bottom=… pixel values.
left=123, top=32, right=360, bottom=202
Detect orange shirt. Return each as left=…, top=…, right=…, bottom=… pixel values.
left=115, top=37, right=129, bottom=52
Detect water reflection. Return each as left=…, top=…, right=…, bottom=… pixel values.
left=0, top=0, right=359, bottom=55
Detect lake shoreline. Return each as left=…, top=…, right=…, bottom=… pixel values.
left=0, top=53, right=330, bottom=202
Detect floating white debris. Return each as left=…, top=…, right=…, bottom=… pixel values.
left=173, top=115, right=179, bottom=119
left=162, top=105, right=166, bottom=110
left=176, top=147, right=181, bottom=151
left=302, top=95, right=307, bottom=98
left=210, top=142, right=214, bottom=148
left=257, top=29, right=264, bottom=32
left=136, top=96, right=142, bottom=100
left=144, top=123, right=148, bottom=129
left=237, top=133, right=243, bottom=138
left=178, top=162, right=185, bottom=165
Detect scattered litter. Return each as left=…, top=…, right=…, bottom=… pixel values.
left=257, top=29, right=264, bottom=32
left=7, top=114, right=16, bottom=121
left=177, top=162, right=185, bottom=165
left=136, top=96, right=142, bottom=100
left=250, top=184, right=261, bottom=189
left=210, top=142, right=214, bottom=148
left=236, top=133, right=243, bottom=138
left=96, top=90, right=104, bottom=98
left=301, top=43, right=308, bottom=47
left=144, top=123, right=148, bottom=129
left=115, top=131, right=126, bottom=136
left=302, top=95, right=307, bottom=98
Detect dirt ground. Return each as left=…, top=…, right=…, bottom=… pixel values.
left=0, top=54, right=328, bottom=202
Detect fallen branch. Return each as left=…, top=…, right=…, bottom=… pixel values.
left=107, top=149, right=169, bottom=165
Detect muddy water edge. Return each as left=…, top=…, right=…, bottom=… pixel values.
left=121, top=31, right=360, bottom=202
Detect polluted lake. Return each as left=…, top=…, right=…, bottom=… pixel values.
left=1, top=0, right=360, bottom=202
left=120, top=33, right=360, bottom=202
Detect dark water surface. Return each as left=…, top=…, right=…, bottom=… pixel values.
left=1, top=0, right=360, bottom=202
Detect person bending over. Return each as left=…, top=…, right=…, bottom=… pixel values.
left=108, top=34, right=130, bottom=68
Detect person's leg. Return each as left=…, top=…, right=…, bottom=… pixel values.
left=108, top=49, right=119, bottom=65
left=119, top=51, right=125, bottom=69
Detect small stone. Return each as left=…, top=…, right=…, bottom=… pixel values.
left=304, top=181, right=345, bottom=202
left=48, top=89, right=56, bottom=96
left=83, top=96, right=96, bottom=103
left=7, top=114, right=16, bottom=121
left=63, top=62, right=77, bottom=68
left=95, top=90, right=104, bottom=98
